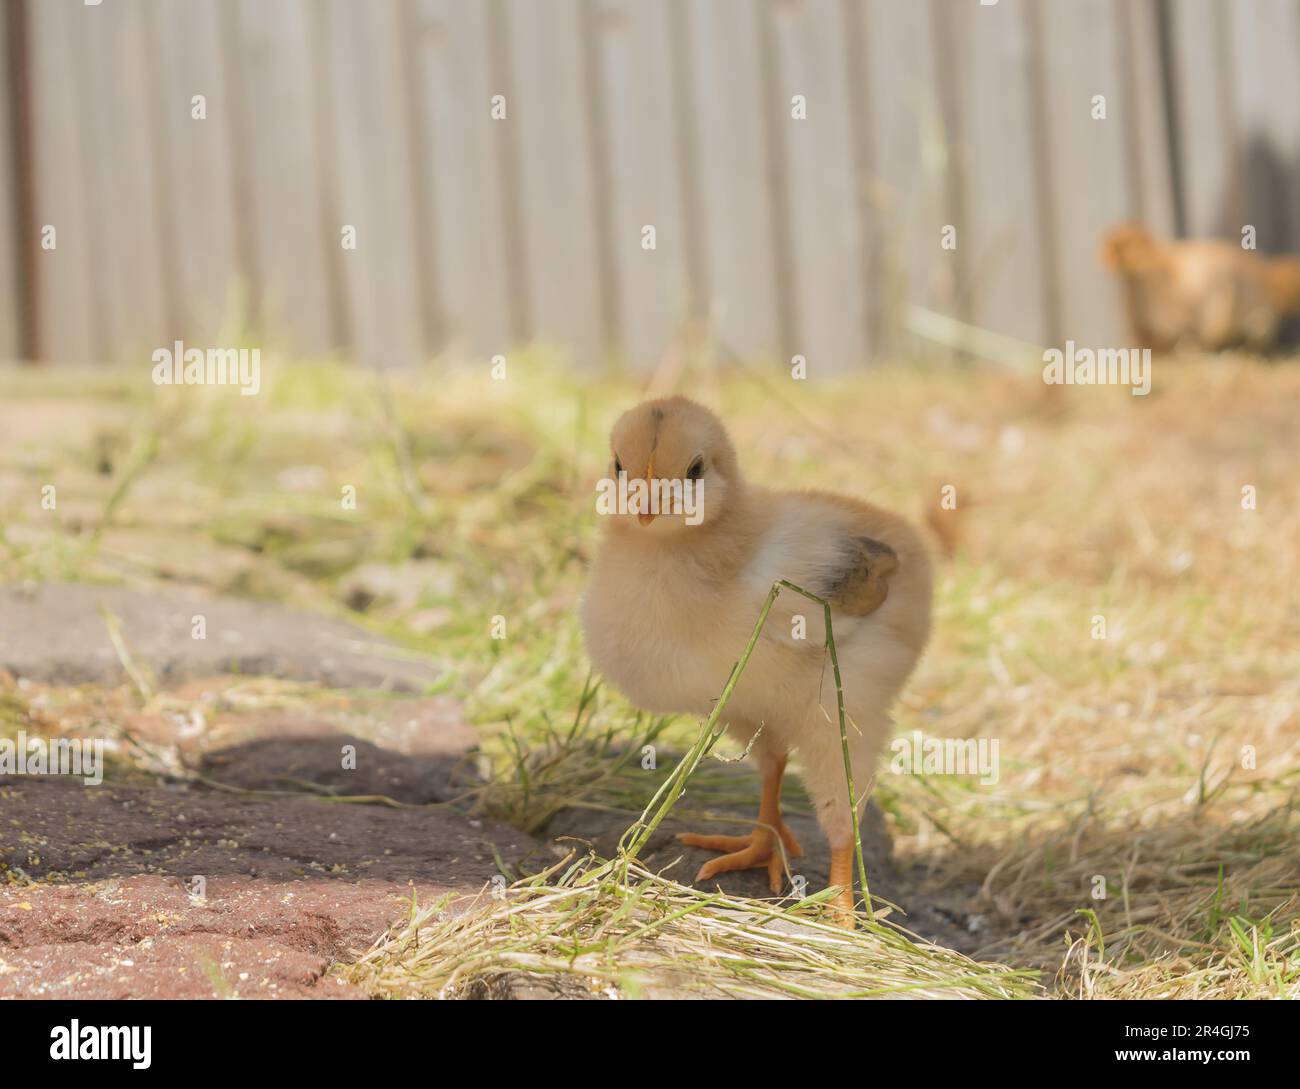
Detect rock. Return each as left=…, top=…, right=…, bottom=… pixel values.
left=0, top=584, right=439, bottom=692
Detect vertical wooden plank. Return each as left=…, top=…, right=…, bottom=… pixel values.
left=1119, top=0, right=1175, bottom=237
left=1166, top=0, right=1240, bottom=237
left=29, top=0, right=98, bottom=361
left=1032, top=0, right=1130, bottom=345
left=80, top=0, right=167, bottom=359
left=860, top=0, right=944, bottom=354
left=504, top=0, right=605, bottom=367
left=411, top=0, right=513, bottom=358
left=594, top=0, right=691, bottom=369
left=324, top=0, right=424, bottom=366
left=71, top=0, right=170, bottom=360
left=687, top=0, right=781, bottom=360
left=1226, top=0, right=1300, bottom=251
left=0, top=6, right=19, bottom=358
left=958, top=0, right=1048, bottom=346
left=235, top=0, right=334, bottom=354
left=769, top=0, right=868, bottom=370
left=153, top=0, right=242, bottom=345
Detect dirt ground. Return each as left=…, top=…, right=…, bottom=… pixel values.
left=0, top=585, right=526, bottom=998
left=1, top=779, right=527, bottom=998
left=7, top=357, right=1294, bottom=999
left=1, top=584, right=981, bottom=998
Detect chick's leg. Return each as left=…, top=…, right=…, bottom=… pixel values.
left=677, top=754, right=802, bottom=894
left=828, top=843, right=856, bottom=929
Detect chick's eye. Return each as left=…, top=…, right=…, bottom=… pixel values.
left=613, top=456, right=624, bottom=476
left=686, top=457, right=704, bottom=481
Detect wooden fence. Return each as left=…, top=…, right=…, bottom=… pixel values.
left=2, top=0, right=1300, bottom=369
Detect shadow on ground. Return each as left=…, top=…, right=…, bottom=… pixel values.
left=544, top=761, right=990, bottom=956
left=0, top=585, right=998, bottom=998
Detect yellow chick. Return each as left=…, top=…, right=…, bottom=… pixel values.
left=581, top=396, right=932, bottom=924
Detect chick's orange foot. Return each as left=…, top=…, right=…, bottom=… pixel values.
left=677, top=823, right=803, bottom=895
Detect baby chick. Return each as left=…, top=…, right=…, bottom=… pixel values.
left=581, top=397, right=932, bottom=924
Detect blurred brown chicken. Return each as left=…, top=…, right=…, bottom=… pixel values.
left=1100, top=222, right=1300, bottom=353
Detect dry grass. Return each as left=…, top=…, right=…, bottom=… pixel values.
left=1, top=348, right=1297, bottom=998
left=343, top=855, right=1036, bottom=999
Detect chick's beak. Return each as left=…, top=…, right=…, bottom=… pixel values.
left=637, top=456, right=657, bottom=526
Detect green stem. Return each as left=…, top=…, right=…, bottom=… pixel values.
left=775, top=579, right=872, bottom=919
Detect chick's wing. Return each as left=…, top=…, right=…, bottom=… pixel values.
left=820, top=534, right=899, bottom=616
left=745, top=492, right=907, bottom=620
